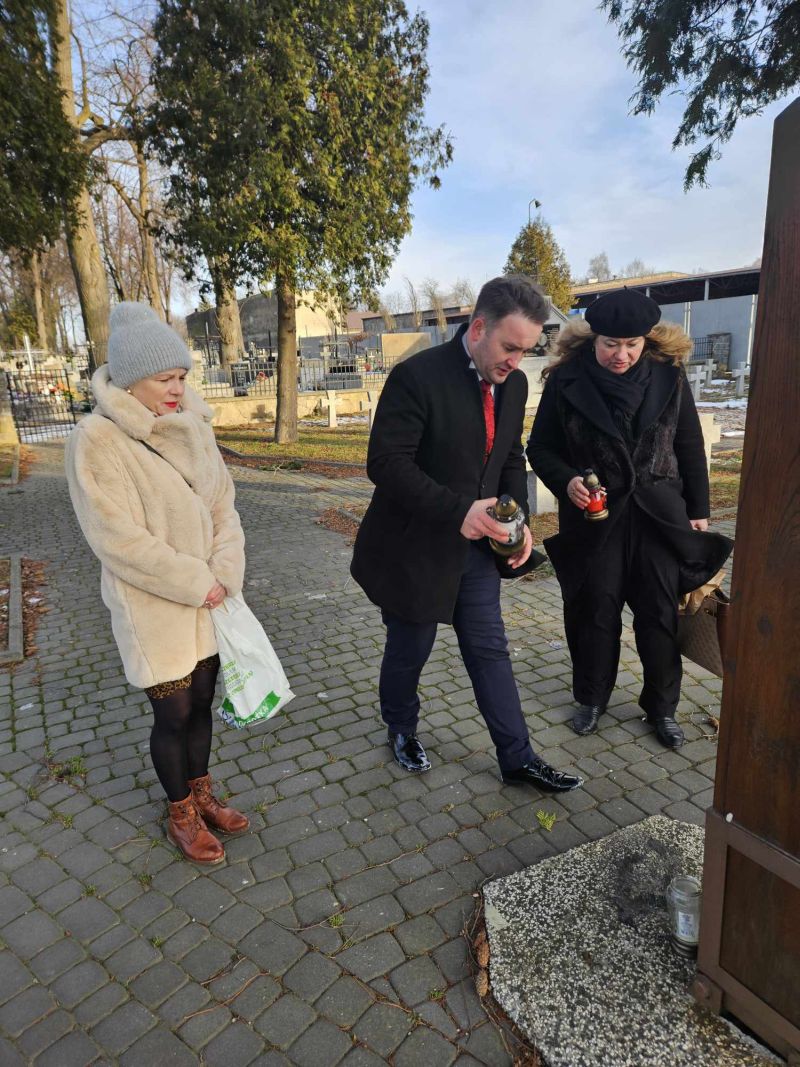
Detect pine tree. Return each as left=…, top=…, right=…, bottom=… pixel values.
left=504, top=219, right=573, bottom=313
left=603, top=0, right=800, bottom=187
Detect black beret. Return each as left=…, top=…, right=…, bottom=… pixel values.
left=584, top=287, right=661, bottom=337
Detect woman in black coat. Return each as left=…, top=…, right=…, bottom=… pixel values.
left=526, top=288, right=732, bottom=748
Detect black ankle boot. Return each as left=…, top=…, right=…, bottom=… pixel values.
left=572, top=704, right=604, bottom=736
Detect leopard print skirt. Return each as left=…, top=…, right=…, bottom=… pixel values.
left=144, top=655, right=220, bottom=699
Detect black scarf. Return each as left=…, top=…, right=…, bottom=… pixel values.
left=582, top=348, right=652, bottom=446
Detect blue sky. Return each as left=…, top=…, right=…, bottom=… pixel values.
left=379, top=0, right=787, bottom=300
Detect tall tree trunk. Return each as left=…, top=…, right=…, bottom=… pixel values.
left=51, top=0, right=110, bottom=366
left=275, top=273, right=298, bottom=444
left=30, top=251, right=47, bottom=350
left=210, top=262, right=244, bottom=369
left=135, top=146, right=164, bottom=320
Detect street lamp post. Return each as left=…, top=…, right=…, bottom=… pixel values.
left=528, top=198, right=541, bottom=227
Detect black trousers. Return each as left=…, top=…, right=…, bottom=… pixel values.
left=379, top=542, right=535, bottom=773
left=564, top=505, right=682, bottom=719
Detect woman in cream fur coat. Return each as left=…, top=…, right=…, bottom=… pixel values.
left=66, top=302, right=249, bottom=865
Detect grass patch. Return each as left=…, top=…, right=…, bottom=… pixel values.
left=0, top=444, right=17, bottom=480
left=709, top=449, right=742, bottom=511
left=215, top=425, right=369, bottom=465
left=50, top=755, right=87, bottom=782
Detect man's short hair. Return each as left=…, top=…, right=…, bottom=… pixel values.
left=471, top=275, right=550, bottom=329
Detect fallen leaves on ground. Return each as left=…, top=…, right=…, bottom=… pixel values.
left=21, top=560, right=48, bottom=659
left=0, top=558, right=9, bottom=650
left=316, top=507, right=360, bottom=544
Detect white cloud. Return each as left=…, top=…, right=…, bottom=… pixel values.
left=383, top=0, right=784, bottom=298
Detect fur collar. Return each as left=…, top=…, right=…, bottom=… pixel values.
left=91, top=364, right=213, bottom=442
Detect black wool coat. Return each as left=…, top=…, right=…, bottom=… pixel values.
left=526, top=353, right=733, bottom=601
left=351, top=326, right=544, bottom=623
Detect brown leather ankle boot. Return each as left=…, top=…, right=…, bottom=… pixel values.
left=166, top=795, right=225, bottom=865
left=189, top=773, right=250, bottom=835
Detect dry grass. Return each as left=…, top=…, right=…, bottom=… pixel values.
left=215, top=425, right=369, bottom=465
left=0, top=444, right=17, bottom=480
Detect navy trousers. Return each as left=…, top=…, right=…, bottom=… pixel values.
left=379, top=542, right=535, bottom=773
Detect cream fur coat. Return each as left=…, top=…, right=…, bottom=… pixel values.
left=65, top=366, right=245, bottom=688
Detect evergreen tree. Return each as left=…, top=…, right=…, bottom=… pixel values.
left=504, top=219, right=573, bottom=313
left=150, top=0, right=451, bottom=443
left=0, top=1, right=85, bottom=255
left=603, top=0, right=800, bottom=187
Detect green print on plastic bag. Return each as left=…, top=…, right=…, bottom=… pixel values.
left=221, top=659, right=255, bottom=696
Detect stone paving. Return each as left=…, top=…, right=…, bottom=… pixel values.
left=0, top=441, right=735, bottom=1066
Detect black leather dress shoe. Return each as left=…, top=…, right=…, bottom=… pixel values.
left=502, top=757, right=584, bottom=793
left=572, top=704, right=604, bottom=736
left=388, top=732, right=431, bottom=773
left=650, top=716, right=685, bottom=749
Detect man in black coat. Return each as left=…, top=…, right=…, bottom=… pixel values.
left=351, top=276, right=583, bottom=792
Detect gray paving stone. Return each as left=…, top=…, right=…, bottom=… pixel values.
left=393, top=914, right=448, bottom=956
left=353, top=1001, right=414, bottom=1057
left=283, top=951, right=341, bottom=1001
left=1, top=912, right=63, bottom=958
left=129, top=960, right=188, bottom=1008
left=72, top=982, right=128, bottom=1027
left=90, top=1000, right=159, bottom=1056
left=202, top=1020, right=265, bottom=1065
left=105, top=936, right=162, bottom=981
left=49, top=959, right=109, bottom=1009
left=16, top=1008, right=73, bottom=1058
left=119, top=1026, right=198, bottom=1066
left=395, top=871, right=461, bottom=916
left=254, top=992, right=316, bottom=1048
left=0, top=952, right=35, bottom=1005
left=462, top=1021, right=513, bottom=1065
left=33, top=1028, right=104, bottom=1067
left=338, top=932, right=406, bottom=982
left=59, top=896, right=118, bottom=941
left=8, top=862, right=60, bottom=901
left=0, top=1035, right=26, bottom=1067
left=339, top=1046, right=386, bottom=1067
left=174, top=878, right=235, bottom=923
left=288, top=1017, right=354, bottom=1066
left=389, top=955, right=447, bottom=1007
left=239, top=921, right=305, bottom=976
left=0, top=985, right=58, bottom=1037
left=223, top=974, right=281, bottom=1022
left=316, top=976, right=374, bottom=1028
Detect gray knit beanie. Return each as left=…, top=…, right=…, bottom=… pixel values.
left=107, top=302, right=193, bottom=389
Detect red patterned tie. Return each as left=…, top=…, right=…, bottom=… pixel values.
left=480, top=379, right=495, bottom=460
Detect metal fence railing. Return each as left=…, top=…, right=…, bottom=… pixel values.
left=689, top=333, right=731, bottom=366
left=4, top=368, right=79, bottom=442
left=196, top=353, right=390, bottom=399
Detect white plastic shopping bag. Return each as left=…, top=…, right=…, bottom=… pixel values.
left=212, top=594, right=294, bottom=728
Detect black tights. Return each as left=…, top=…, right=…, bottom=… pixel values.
left=146, top=659, right=219, bottom=802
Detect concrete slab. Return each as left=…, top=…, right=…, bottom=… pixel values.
left=484, top=815, right=781, bottom=1067
left=0, top=553, right=24, bottom=665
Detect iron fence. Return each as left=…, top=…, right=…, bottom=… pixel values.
left=196, top=352, right=390, bottom=399
left=4, top=368, right=79, bottom=442
left=689, top=333, right=732, bottom=365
